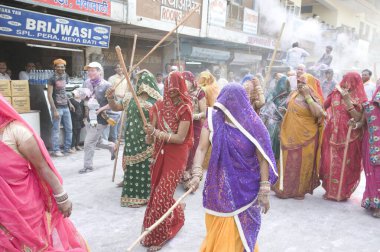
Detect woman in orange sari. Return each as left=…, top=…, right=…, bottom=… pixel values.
left=0, top=95, right=88, bottom=251
left=274, top=73, right=325, bottom=199
left=320, top=72, right=366, bottom=201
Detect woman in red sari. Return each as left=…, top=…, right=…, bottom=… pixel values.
left=0, top=95, right=88, bottom=251
left=142, top=71, right=193, bottom=251
left=320, top=72, right=367, bottom=201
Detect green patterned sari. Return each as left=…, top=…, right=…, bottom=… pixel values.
left=120, top=70, right=162, bottom=207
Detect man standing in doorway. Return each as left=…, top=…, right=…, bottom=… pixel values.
left=19, top=62, right=36, bottom=80
left=362, top=69, right=376, bottom=100
left=47, top=58, right=73, bottom=157
left=0, top=61, right=11, bottom=80
left=81, top=62, right=115, bottom=174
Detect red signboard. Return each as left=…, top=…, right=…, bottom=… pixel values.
left=31, top=0, right=111, bottom=17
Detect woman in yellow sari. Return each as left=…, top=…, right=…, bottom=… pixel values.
left=274, top=73, right=325, bottom=199
left=198, top=71, right=221, bottom=168
left=198, top=71, right=220, bottom=107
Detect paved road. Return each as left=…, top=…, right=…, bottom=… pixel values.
left=54, top=148, right=379, bottom=252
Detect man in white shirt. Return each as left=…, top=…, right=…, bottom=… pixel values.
left=0, top=61, right=11, bottom=80
left=19, top=62, right=36, bottom=80
left=214, top=68, right=228, bottom=89
left=362, top=69, right=376, bottom=100
left=155, top=73, right=164, bottom=95
left=285, top=42, right=310, bottom=70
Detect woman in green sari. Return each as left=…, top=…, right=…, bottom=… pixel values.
left=260, top=75, right=291, bottom=160
left=106, top=70, right=161, bottom=207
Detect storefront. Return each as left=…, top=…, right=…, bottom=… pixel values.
left=0, top=2, right=111, bottom=148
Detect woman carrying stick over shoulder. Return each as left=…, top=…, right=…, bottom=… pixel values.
left=141, top=71, right=193, bottom=251
left=106, top=70, right=162, bottom=208
left=189, top=83, right=278, bottom=252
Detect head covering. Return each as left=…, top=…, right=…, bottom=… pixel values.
left=135, top=70, right=162, bottom=100
left=53, top=58, right=66, bottom=66
left=198, top=71, right=220, bottom=107
left=182, top=71, right=197, bottom=89
left=161, top=71, right=193, bottom=134
left=299, top=73, right=324, bottom=103
left=85, top=61, right=103, bottom=71
left=266, top=76, right=291, bottom=102
left=211, top=83, right=278, bottom=184
left=336, top=72, right=367, bottom=104
left=240, top=74, right=254, bottom=85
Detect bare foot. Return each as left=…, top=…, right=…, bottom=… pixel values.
left=147, top=246, right=162, bottom=251
left=179, top=202, right=186, bottom=211
left=294, top=196, right=305, bottom=200
left=116, top=181, right=123, bottom=188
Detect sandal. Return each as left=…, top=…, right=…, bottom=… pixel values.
left=373, top=210, right=380, bottom=218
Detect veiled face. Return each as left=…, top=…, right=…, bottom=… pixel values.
left=169, top=89, right=179, bottom=98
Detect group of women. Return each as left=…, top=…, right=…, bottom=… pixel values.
left=2, top=64, right=379, bottom=251
left=263, top=71, right=380, bottom=218
left=104, top=69, right=277, bottom=252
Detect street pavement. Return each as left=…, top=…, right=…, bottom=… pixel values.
left=53, top=148, right=379, bottom=252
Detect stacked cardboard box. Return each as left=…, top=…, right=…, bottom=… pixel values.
left=0, top=80, right=30, bottom=113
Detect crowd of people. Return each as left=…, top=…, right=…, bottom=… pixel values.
left=1, top=41, right=380, bottom=251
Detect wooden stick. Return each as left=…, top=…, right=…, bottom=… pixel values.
left=127, top=187, right=194, bottom=252
left=131, top=6, right=199, bottom=72
left=374, top=63, right=377, bottom=82
left=337, top=125, right=352, bottom=201
left=115, top=46, right=147, bottom=125
left=112, top=35, right=138, bottom=182
left=130, top=34, right=138, bottom=72
left=263, top=22, right=286, bottom=89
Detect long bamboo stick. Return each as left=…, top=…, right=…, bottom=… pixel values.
left=112, top=35, right=138, bottom=182
left=112, top=5, right=200, bottom=91
left=263, top=22, right=286, bottom=89
left=337, top=125, right=352, bottom=201
left=126, top=187, right=194, bottom=252
left=115, top=46, right=147, bottom=125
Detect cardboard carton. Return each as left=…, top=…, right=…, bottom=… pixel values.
left=11, top=80, right=30, bottom=97
left=12, top=96, right=30, bottom=113
left=0, top=80, right=11, bottom=97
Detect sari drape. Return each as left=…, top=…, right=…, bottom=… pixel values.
left=362, top=86, right=380, bottom=209
left=120, top=70, right=161, bottom=207
left=202, top=84, right=277, bottom=252
left=141, top=71, right=193, bottom=247
left=274, top=74, right=323, bottom=198
left=260, top=76, right=291, bottom=160
left=320, top=72, right=367, bottom=201
left=0, top=95, right=88, bottom=251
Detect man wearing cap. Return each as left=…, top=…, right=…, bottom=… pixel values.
left=81, top=62, right=115, bottom=174
left=47, top=58, right=73, bottom=157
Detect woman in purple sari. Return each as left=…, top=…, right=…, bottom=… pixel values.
left=189, top=84, right=278, bottom=252
left=360, top=86, right=380, bottom=217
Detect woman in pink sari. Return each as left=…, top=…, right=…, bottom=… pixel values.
left=320, top=72, right=367, bottom=201
left=0, top=95, right=88, bottom=251
left=361, top=86, right=380, bottom=217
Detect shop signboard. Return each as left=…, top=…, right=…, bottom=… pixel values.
left=191, top=46, right=230, bottom=61
left=243, top=8, right=258, bottom=35
left=0, top=5, right=111, bottom=48
left=20, top=0, right=111, bottom=17
left=208, top=0, right=227, bottom=27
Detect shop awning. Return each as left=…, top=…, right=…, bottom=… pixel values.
left=230, top=52, right=262, bottom=65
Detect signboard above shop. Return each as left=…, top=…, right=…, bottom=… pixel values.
left=208, top=0, right=227, bottom=27
left=17, top=0, right=111, bottom=18
left=0, top=5, right=111, bottom=48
